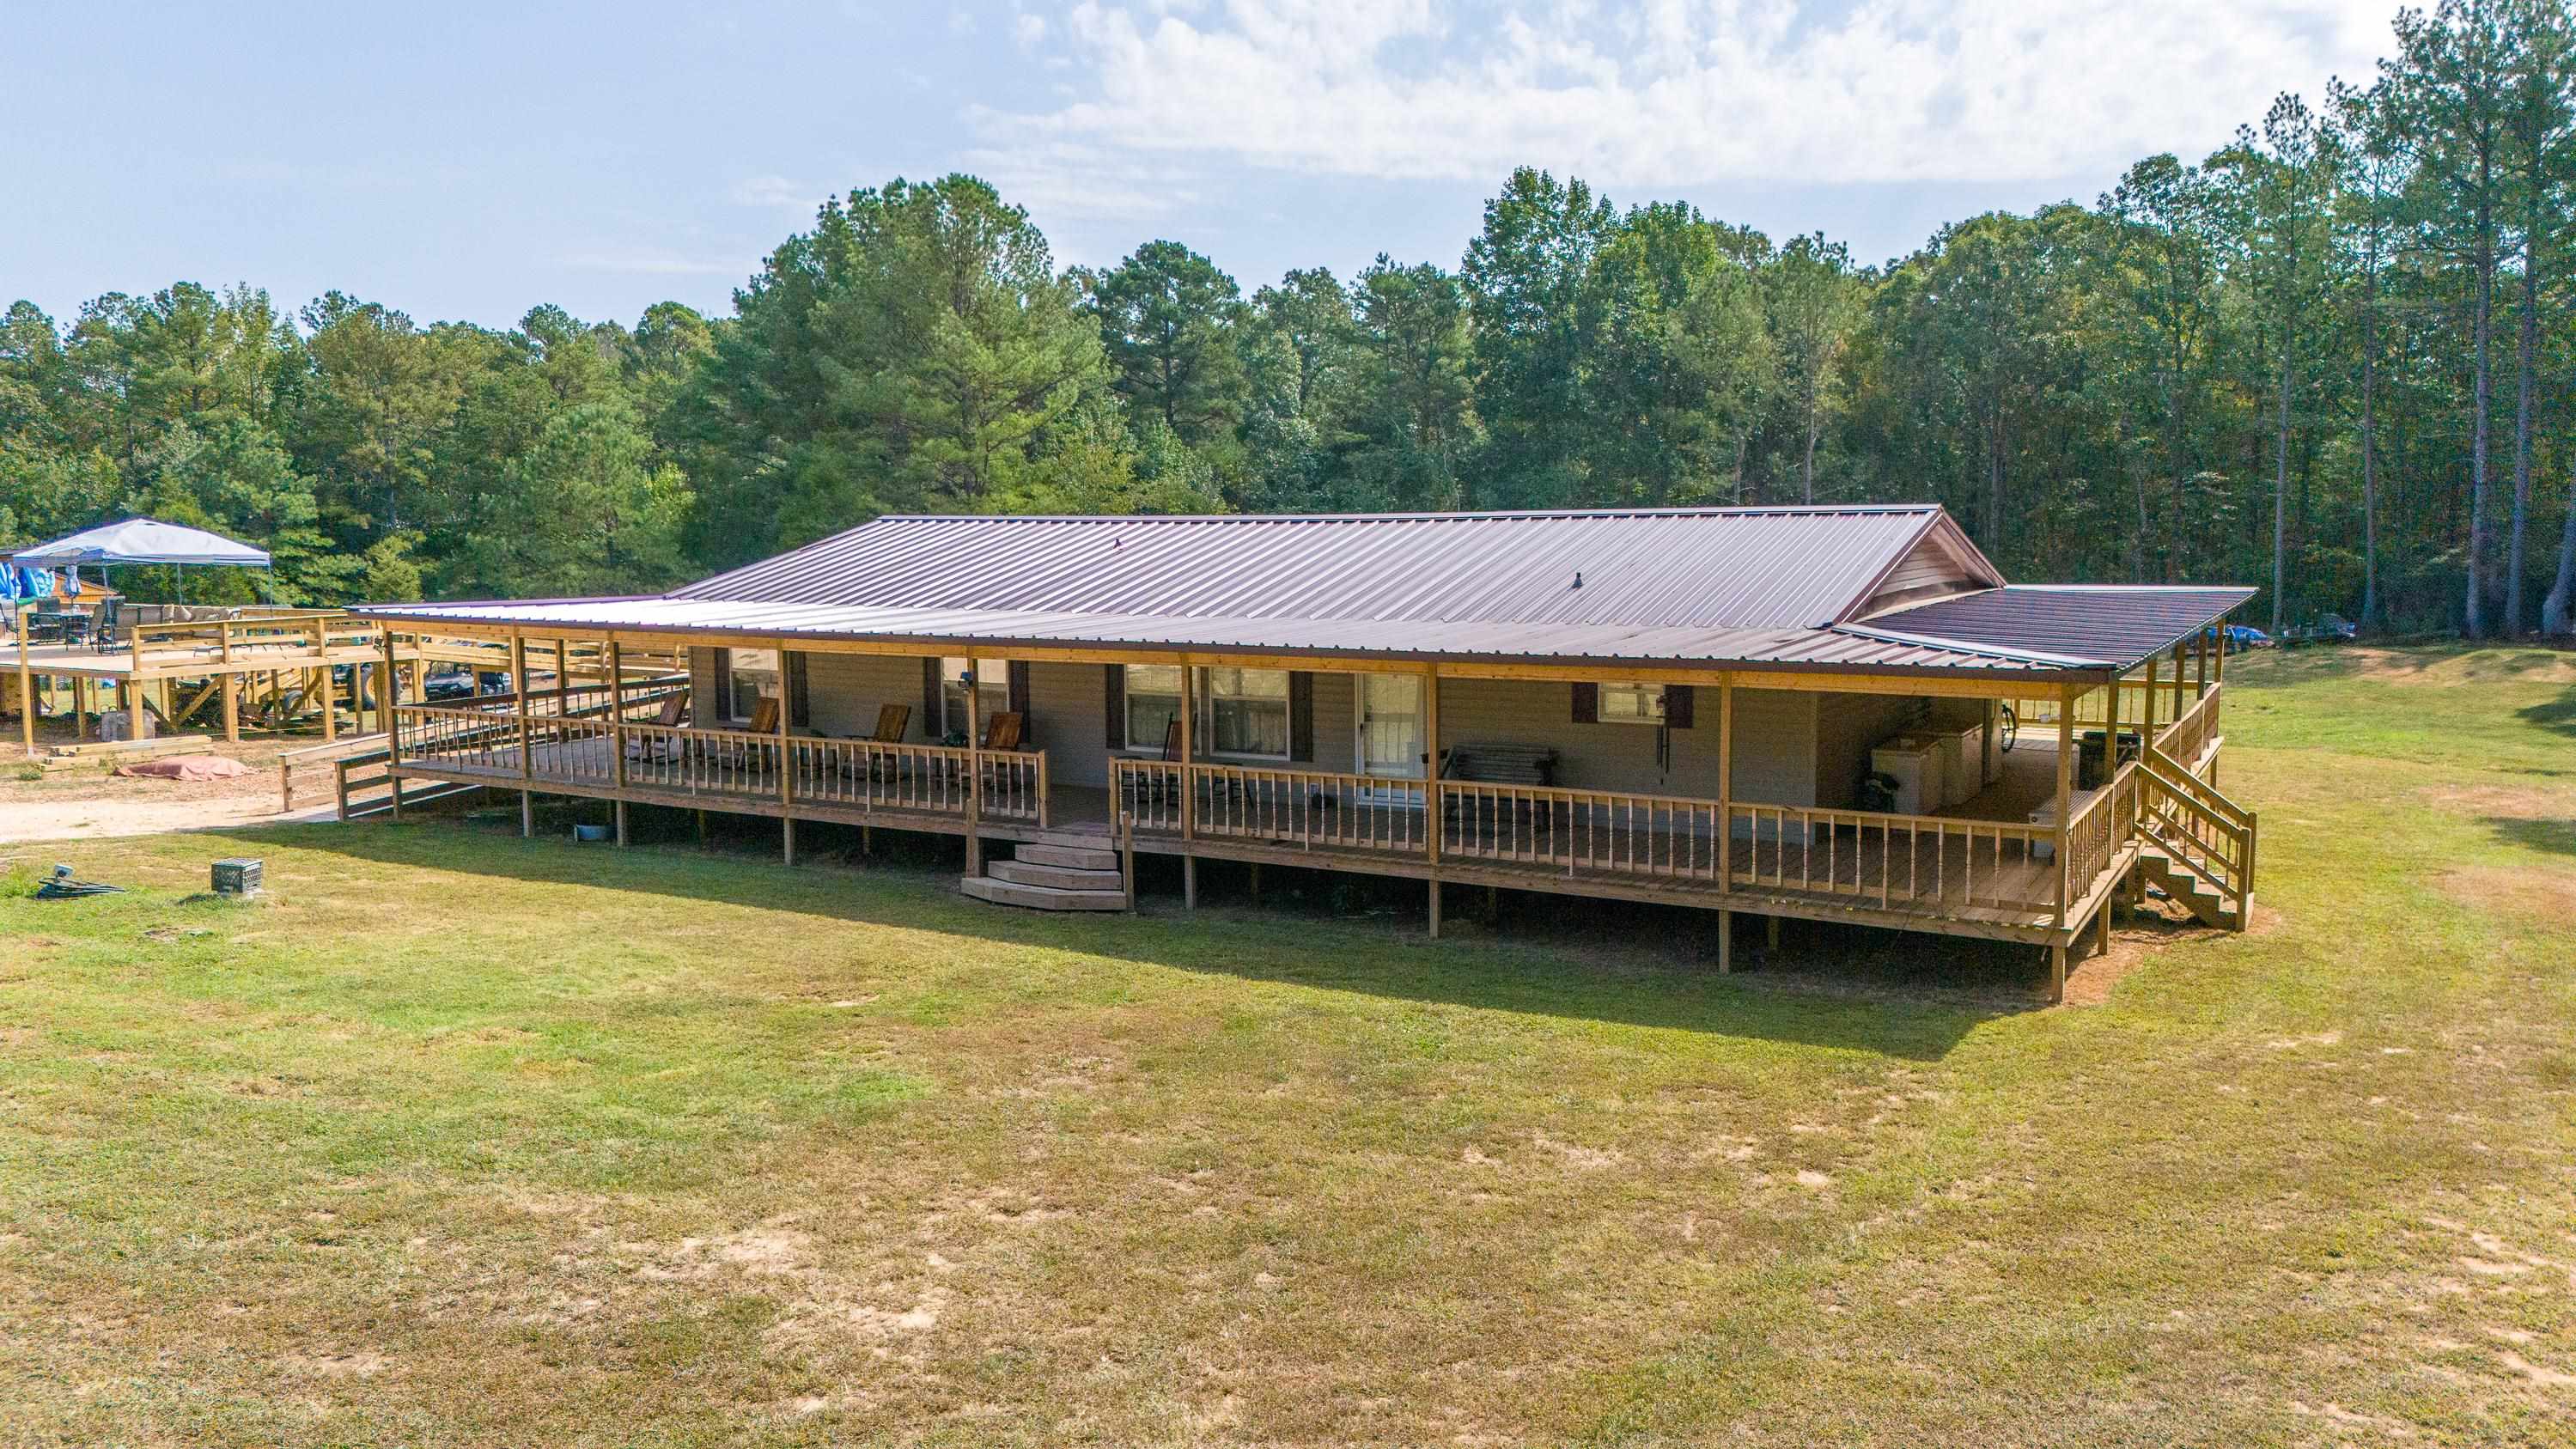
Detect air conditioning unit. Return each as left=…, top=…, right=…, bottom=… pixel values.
left=210, top=857, right=264, bottom=898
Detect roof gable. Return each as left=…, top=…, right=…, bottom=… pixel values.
left=672, top=505, right=1984, bottom=631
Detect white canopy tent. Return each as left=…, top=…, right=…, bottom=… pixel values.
left=9, top=517, right=271, bottom=605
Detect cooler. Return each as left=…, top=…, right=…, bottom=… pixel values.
left=1870, top=734, right=1946, bottom=816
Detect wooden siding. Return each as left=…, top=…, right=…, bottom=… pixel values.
left=1857, top=531, right=1982, bottom=616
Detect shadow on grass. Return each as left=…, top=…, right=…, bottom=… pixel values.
left=238, top=818, right=2008, bottom=1062
left=2517, top=686, right=2576, bottom=739
left=2487, top=814, right=2576, bottom=858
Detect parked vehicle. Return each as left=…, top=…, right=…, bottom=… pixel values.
left=2203, top=624, right=2268, bottom=653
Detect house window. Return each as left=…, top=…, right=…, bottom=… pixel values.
left=941, top=655, right=1011, bottom=737
left=1124, top=664, right=1183, bottom=752
left=727, top=648, right=779, bottom=722
left=1203, top=667, right=1289, bottom=758
left=1598, top=682, right=1666, bottom=726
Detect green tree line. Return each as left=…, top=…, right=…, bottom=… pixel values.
left=5, top=0, right=2571, bottom=636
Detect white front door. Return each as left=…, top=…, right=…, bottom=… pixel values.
left=1355, top=674, right=1425, bottom=793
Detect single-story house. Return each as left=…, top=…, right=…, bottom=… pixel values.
left=351, top=504, right=2256, bottom=1000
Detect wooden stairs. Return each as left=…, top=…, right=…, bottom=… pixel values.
left=2129, top=746, right=2256, bottom=930
left=960, top=826, right=1127, bottom=912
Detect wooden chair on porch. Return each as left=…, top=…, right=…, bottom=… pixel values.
left=848, top=702, right=913, bottom=782
left=622, top=690, right=691, bottom=762
left=698, top=696, right=782, bottom=774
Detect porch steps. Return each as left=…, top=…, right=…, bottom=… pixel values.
left=2134, top=840, right=2238, bottom=929
left=1016, top=841, right=1121, bottom=872
left=960, top=827, right=1128, bottom=911
left=987, top=858, right=1124, bottom=892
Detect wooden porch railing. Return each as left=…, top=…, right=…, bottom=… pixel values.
left=2134, top=745, right=2255, bottom=922
left=1727, top=802, right=2058, bottom=914
left=1115, top=760, right=2071, bottom=922
left=2153, top=681, right=2223, bottom=771
left=397, top=694, right=1043, bottom=826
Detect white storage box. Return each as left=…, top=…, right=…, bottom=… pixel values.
left=1870, top=735, right=1946, bottom=816
left=1931, top=724, right=1984, bottom=806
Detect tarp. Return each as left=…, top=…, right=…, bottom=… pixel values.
left=9, top=517, right=270, bottom=568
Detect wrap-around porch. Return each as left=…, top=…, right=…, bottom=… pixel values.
left=380, top=634, right=2246, bottom=975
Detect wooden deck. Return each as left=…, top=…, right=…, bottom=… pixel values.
left=386, top=692, right=2173, bottom=945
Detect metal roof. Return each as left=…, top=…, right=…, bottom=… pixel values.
left=1853, top=585, right=2258, bottom=670
left=351, top=595, right=2076, bottom=677
left=670, top=506, right=1995, bottom=630
left=353, top=507, right=2248, bottom=681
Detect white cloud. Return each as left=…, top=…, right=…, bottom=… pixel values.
left=563, top=246, right=749, bottom=277
left=1014, top=11, right=1048, bottom=48
left=975, top=0, right=2396, bottom=189
left=730, top=174, right=825, bottom=212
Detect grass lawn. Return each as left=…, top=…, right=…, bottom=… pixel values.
left=3, top=644, right=2573, bottom=1446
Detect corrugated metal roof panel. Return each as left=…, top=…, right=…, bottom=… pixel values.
left=667, top=506, right=1989, bottom=630
left=353, top=595, right=2074, bottom=676
left=1854, top=585, right=2258, bottom=670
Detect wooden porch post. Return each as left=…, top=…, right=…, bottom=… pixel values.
left=963, top=657, right=981, bottom=876
left=1178, top=661, right=1195, bottom=910
left=15, top=603, right=35, bottom=758
left=778, top=650, right=795, bottom=867
left=380, top=627, right=404, bottom=821
left=320, top=659, right=338, bottom=742
left=1716, top=679, right=1735, bottom=972
left=608, top=637, right=629, bottom=847
left=2052, top=680, right=2075, bottom=1004
left=1425, top=666, right=1442, bottom=940
left=510, top=631, right=533, bottom=837
left=2141, top=649, right=2160, bottom=740
left=2170, top=642, right=2187, bottom=720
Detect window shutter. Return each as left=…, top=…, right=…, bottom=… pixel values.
left=1008, top=659, right=1032, bottom=718
left=1288, top=671, right=1314, bottom=762
left=1664, top=684, right=1694, bottom=729
left=1103, top=665, right=1126, bottom=749
left=1571, top=681, right=1599, bottom=724
left=786, top=652, right=810, bottom=727
left=711, top=648, right=732, bottom=719
left=921, top=657, right=941, bottom=740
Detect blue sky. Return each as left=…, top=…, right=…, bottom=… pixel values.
left=5, top=0, right=2399, bottom=331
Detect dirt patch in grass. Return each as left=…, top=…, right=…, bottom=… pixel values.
left=2439, top=865, right=2576, bottom=922
left=2417, top=782, right=2576, bottom=820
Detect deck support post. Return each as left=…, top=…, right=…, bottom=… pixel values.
left=381, top=628, right=404, bottom=821
left=1716, top=681, right=1734, bottom=896
left=14, top=601, right=33, bottom=758
left=695, top=809, right=709, bottom=848
left=1716, top=910, right=1733, bottom=973
left=963, top=657, right=982, bottom=876
left=1121, top=812, right=1136, bottom=914
left=2096, top=898, right=2112, bottom=957
left=2054, top=682, right=2076, bottom=942
left=1766, top=914, right=1781, bottom=951
left=510, top=632, right=533, bottom=837
left=2049, top=944, right=2067, bottom=1004
left=220, top=624, right=238, bottom=742
left=783, top=816, right=796, bottom=867
left=776, top=649, right=795, bottom=864
left=607, top=638, right=628, bottom=803
left=1424, top=667, right=1441, bottom=937
left=1178, top=661, right=1194, bottom=908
